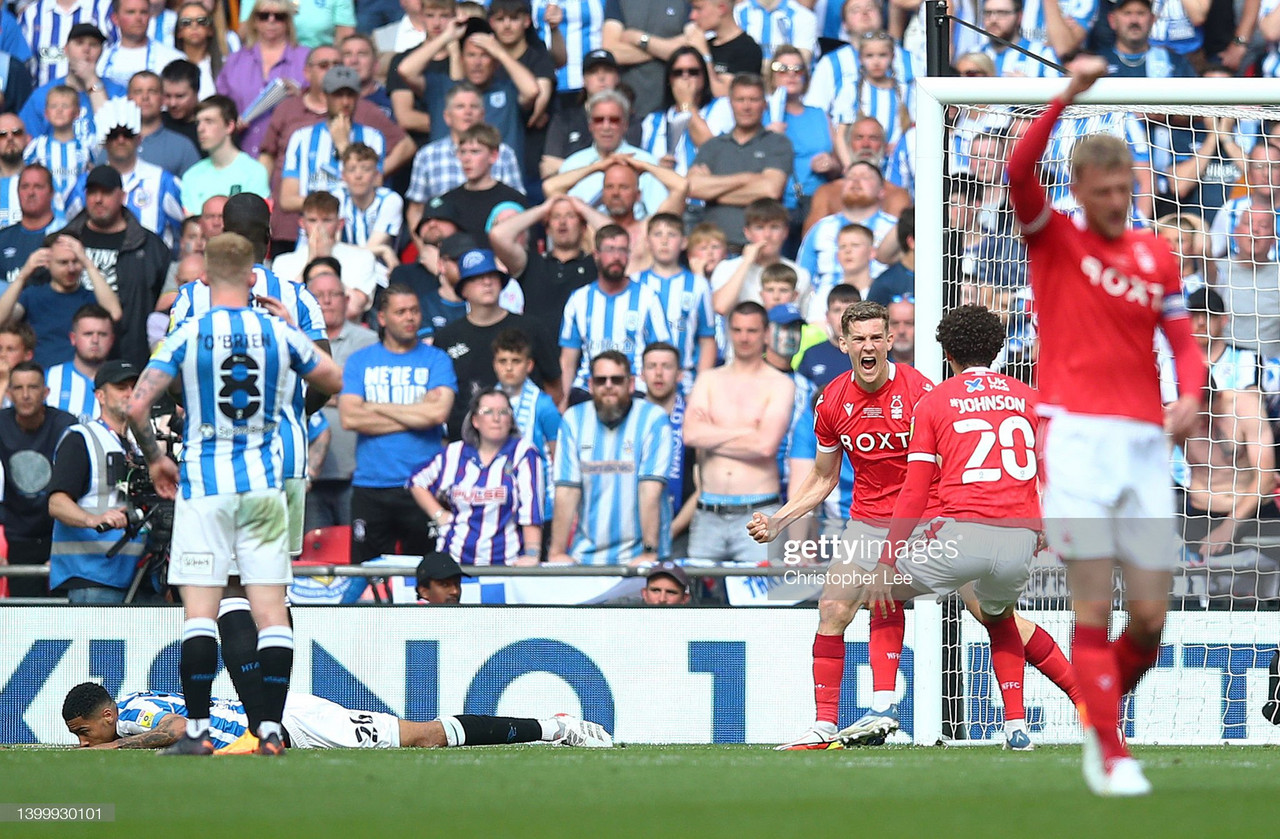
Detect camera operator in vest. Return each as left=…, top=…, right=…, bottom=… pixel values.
left=47, top=360, right=148, bottom=604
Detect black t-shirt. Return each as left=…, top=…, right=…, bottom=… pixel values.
left=0, top=406, right=77, bottom=538
left=432, top=312, right=559, bottom=441
left=47, top=430, right=93, bottom=500
left=77, top=226, right=160, bottom=367
left=387, top=51, right=450, bottom=146
left=517, top=250, right=596, bottom=343
left=443, top=181, right=531, bottom=246
left=383, top=262, right=469, bottom=338
left=711, top=31, right=763, bottom=78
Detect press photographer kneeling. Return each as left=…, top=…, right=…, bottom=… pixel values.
left=47, top=360, right=156, bottom=604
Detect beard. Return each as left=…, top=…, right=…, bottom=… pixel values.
left=599, top=261, right=628, bottom=283
left=594, top=393, right=631, bottom=424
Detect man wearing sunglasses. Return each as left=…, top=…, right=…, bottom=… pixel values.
left=95, top=0, right=184, bottom=88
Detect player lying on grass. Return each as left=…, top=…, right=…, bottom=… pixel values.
left=61, top=682, right=613, bottom=751
left=748, top=302, right=1080, bottom=751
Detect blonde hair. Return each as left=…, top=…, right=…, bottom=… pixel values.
left=204, top=233, right=256, bottom=288
left=243, top=0, right=297, bottom=47
left=1070, top=134, right=1132, bottom=178
left=853, top=31, right=910, bottom=143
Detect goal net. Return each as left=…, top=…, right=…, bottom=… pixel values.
left=911, top=77, right=1280, bottom=745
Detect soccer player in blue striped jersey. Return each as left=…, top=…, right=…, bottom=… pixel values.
left=44, top=304, right=114, bottom=422
left=125, top=232, right=344, bottom=756
left=634, top=213, right=717, bottom=394
left=63, top=682, right=614, bottom=750
left=280, top=66, right=387, bottom=215
left=558, top=224, right=672, bottom=401
left=733, top=0, right=817, bottom=62
left=550, top=350, right=673, bottom=565
left=534, top=0, right=604, bottom=94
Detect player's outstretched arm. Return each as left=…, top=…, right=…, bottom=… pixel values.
left=90, top=714, right=186, bottom=749
left=1161, top=310, right=1208, bottom=445
left=747, top=447, right=841, bottom=544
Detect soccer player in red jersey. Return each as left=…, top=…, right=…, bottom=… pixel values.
left=1006, top=56, right=1206, bottom=796
left=871, top=305, right=1045, bottom=751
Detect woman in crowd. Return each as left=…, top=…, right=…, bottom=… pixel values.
left=173, top=0, right=234, bottom=97
left=239, top=0, right=355, bottom=49
left=410, top=389, right=545, bottom=567
left=639, top=45, right=733, bottom=175
left=216, top=0, right=309, bottom=157
left=766, top=44, right=843, bottom=253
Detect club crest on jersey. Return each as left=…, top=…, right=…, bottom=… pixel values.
left=1134, top=242, right=1156, bottom=274
left=964, top=378, right=985, bottom=392
left=890, top=395, right=903, bottom=420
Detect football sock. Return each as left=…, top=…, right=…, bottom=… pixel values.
left=1024, top=625, right=1083, bottom=706
left=217, top=599, right=266, bottom=735
left=439, top=715, right=542, bottom=746
left=179, top=617, right=218, bottom=727
left=1072, top=624, right=1128, bottom=765
left=985, top=613, right=1026, bottom=723
left=812, top=633, right=845, bottom=725
left=1113, top=629, right=1160, bottom=695
left=1264, top=650, right=1280, bottom=725
left=868, top=605, right=906, bottom=710
left=257, top=626, right=294, bottom=730
left=186, top=718, right=210, bottom=739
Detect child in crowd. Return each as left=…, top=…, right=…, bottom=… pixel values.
left=635, top=212, right=716, bottom=394
left=794, top=282, right=857, bottom=388
left=710, top=198, right=810, bottom=315
left=24, top=85, right=93, bottom=228
left=805, top=222, right=873, bottom=321
left=686, top=221, right=728, bottom=283
left=335, top=142, right=403, bottom=268
left=492, top=328, right=560, bottom=524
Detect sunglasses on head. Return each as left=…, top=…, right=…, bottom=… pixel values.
left=256, top=10, right=287, bottom=21
left=178, top=15, right=211, bottom=26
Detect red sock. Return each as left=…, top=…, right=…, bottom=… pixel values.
left=985, top=614, right=1026, bottom=722
left=868, top=605, right=906, bottom=693
left=1113, top=629, right=1160, bottom=695
left=1024, top=626, right=1083, bottom=706
left=812, top=633, right=845, bottom=725
left=1072, top=624, right=1128, bottom=763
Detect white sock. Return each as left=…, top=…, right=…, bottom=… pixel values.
left=814, top=721, right=837, bottom=734
left=871, top=691, right=895, bottom=712
left=1005, top=718, right=1027, bottom=738
left=186, top=718, right=209, bottom=738
left=539, top=719, right=560, bottom=741
left=258, top=721, right=282, bottom=739
left=439, top=715, right=464, bottom=747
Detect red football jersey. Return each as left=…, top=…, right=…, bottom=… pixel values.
left=814, top=363, right=941, bottom=524
left=907, top=369, right=1041, bottom=526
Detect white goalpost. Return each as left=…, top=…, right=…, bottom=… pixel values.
left=907, top=76, right=1280, bottom=745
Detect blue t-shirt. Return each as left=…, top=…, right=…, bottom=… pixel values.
left=19, top=282, right=94, bottom=369
left=0, top=222, right=52, bottom=284
left=796, top=340, right=851, bottom=389
left=342, top=341, right=458, bottom=488
left=866, top=264, right=915, bottom=305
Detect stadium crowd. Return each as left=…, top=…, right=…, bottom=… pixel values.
left=0, top=0, right=1279, bottom=601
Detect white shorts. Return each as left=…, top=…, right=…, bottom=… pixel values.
left=1041, top=413, right=1179, bottom=569
left=832, top=519, right=935, bottom=572
left=282, top=693, right=401, bottom=749
left=286, top=476, right=305, bottom=557
left=168, top=489, right=292, bottom=587
left=904, top=520, right=1038, bottom=613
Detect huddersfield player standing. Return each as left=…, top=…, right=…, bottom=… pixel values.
left=1007, top=56, right=1205, bottom=796
left=126, top=234, right=344, bottom=756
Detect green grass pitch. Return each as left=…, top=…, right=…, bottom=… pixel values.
left=1, top=744, right=1275, bottom=838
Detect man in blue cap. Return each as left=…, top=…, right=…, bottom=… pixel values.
left=431, top=248, right=560, bottom=441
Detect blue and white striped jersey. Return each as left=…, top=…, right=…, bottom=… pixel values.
left=0, top=173, right=20, bottom=227
left=533, top=0, right=604, bottom=92
left=639, top=98, right=735, bottom=176
left=66, top=159, right=184, bottom=247
left=168, top=266, right=325, bottom=481
left=554, top=399, right=672, bottom=565
left=830, top=79, right=913, bottom=148
left=411, top=437, right=545, bottom=566
left=282, top=122, right=386, bottom=199
left=1043, top=111, right=1150, bottom=213
left=634, top=267, right=715, bottom=373
left=333, top=184, right=403, bottom=246
left=24, top=134, right=93, bottom=227
left=982, top=37, right=1061, bottom=78
left=115, top=691, right=248, bottom=750
left=808, top=0, right=845, bottom=39
left=21, top=0, right=113, bottom=87
left=96, top=39, right=187, bottom=88
left=558, top=280, right=672, bottom=391
left=734, top=0, right=817, bottom=60
left=149, top=307, right=319, bottom=499
left=885, top=127, right=915, bottom=194
left=45, top=361, right=98, bottom=422
left=1018, top=0, right=1097, bottom=47
left=798, top=208, right=898, bottom=286
left=803, top=42, right=916, bottom=119
left=1150, top=0, right=1202, bottom=53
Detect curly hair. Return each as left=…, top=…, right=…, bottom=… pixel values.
left=62, top=682, right=113, bottom=722
left=936, top=305, right=1006, bottom=369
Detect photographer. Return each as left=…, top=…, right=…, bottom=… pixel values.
left=47, top=361, right=148, bottom=604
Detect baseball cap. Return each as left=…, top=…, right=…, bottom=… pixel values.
left=322, top=65, right=361, bottom=94
left=768, top=303, right=805, bottom=326
left=94, top=359, right=140, bottom=389
left=439, top=232, right=480, bottom=261
left=416, top=552, right=467, bottom=586
left=67, top=22, right=107, bottom=43
left=420, top=195, right=459, bottom=225
left=647, top=561, right=690, bottom=592
left=1186, top=287, right=1226, bottom=315
left=583, top=49, right=618, bottom=72
left=456, top=249, right=505, bottom=285
left=85, top=165, right=123, bottom=192
left=1111, top=0, right=1152, bottom=7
